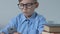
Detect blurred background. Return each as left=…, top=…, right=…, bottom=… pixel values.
left=0, top=0, right=60, bottom=30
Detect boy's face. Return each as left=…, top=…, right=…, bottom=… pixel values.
left=19, top=0, right=39, bottom=16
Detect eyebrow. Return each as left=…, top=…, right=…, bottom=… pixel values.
left=20, top=2, right=35, bottom=4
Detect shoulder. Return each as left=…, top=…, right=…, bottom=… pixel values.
left=9, top=13, right=22, bottom=23
left=12, top=13, right=23, bottom=20
left=35, top=13, right=47, bottom=25
left=36, top=13, right=46, bottom=21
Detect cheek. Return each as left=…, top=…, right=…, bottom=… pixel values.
left=28, top=7, right=35, bottom=11
left=27, top=9, right=34, bottom=13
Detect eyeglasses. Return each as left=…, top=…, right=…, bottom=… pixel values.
left=18, top=2, right=36, bottom=9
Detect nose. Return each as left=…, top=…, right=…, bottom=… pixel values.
left=23, top=5, right=27, bottom=9
left=24, top=7, right=27, bottom=10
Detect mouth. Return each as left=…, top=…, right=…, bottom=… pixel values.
left=24, top=12, right=29, bottom=15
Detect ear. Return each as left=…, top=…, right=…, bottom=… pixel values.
left=35, top=2, right=39, bottom=8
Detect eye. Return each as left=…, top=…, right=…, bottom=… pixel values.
left=20, top=3, right=24, bottom=6
left=27, top=3, right=33, bottom=6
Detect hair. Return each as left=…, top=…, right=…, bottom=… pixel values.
left=18, top=0, right=37, bottom=2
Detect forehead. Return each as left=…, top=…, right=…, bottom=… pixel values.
left=20, top=0, right=34, bottom=4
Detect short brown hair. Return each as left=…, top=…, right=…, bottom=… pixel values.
left=18, top=0, right=37, bottom=2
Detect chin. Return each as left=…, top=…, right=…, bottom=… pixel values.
left=24, top=13, right=31, bottom=16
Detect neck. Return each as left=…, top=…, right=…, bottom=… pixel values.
left=23, top=12, right=35, bottom=19
left=25, top=14, right=32, bottom=19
